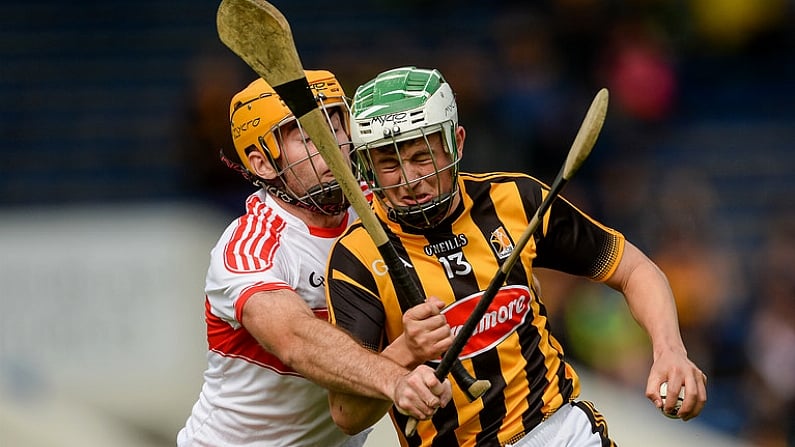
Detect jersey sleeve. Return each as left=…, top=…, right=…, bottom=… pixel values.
left=533, top=193, right=624, bottom=282
left=205, top=221, right=292, bottom=327
left=326, top=241, right=387, bottom=353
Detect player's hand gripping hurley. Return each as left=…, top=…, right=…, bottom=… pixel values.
left=404, top=87, right=610, bottom=436
left=216, top=0, right=489, bottom=403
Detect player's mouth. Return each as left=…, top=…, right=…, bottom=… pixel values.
left=400, top=192, right=433, bottom=206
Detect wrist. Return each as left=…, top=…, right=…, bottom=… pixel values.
left=652, top=341, right=687, bottom=360
left=382, top=336, right=421, bottom=368
left=383, top=365, right=409, bottom=402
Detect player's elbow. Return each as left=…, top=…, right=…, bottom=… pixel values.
left=330, top=406, right=366, bottom=435
left=335, top=419, right=366, bottom=437
left=329, top=392, right=378, bottom=436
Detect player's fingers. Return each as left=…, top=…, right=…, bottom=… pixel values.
left=679, top=371, right=708, bottom=421
left=411, top=367, right=447, bottom=416
left=403, top=305, right=426, bottom=322
left=428, top=322, right=453, bottom=341
left=695, top=372, right=708, bottom=413
left=406, top=297, right=444, bottom=320
left=677, top=378, right=695, bottom=416
left=395, top=374, right=440, bottom=419
left=663, top=380, right=684, bottom=416
left=645, top=377, right=665, bottom=409
left=393, top=389, right=424, bottom=419
left=435, top=379, right=453, bottom=407
left=403, top=305, right=440, bottom=329
left=426, top=296, right=447, bottom=312
left=420, top=367, right=452, bottom=408
left=404, top=325, right=452, bottom=363
left=432, top=335, right=453, bottom=354
left=395, top=401, right=434, bottom=420
left=405, top=314, right=449, bottom=340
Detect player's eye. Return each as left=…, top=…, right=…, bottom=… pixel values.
left=375, top=159, right=399, bottom=173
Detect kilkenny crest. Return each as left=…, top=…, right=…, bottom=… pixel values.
left=490, top=226, right=514, bottom=260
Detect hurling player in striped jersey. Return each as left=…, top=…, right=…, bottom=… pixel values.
left=325, top=66, right=707, bottom=447
left=178, top=70, right=452, bottom=447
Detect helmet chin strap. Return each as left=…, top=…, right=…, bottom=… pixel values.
left=262, top=180, right=349, bottom=216
left=301, top=181, right=349, bottom=215
left=220, top=149, right=261, bottom=185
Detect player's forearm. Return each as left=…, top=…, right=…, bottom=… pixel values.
left=280, top=318, right=407, bottom=399
left=243, top=291, right=407, bottom=400
left=606, top=242, right=687, bottom=355
left=328, top=391, right=393, bottom=435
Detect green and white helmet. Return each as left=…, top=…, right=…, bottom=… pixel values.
left=351, top=66, right=461, bottom=229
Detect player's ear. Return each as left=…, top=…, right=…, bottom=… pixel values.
left=247, top=149, right=278, bottom=180
left=454, top=125, right=466, bottom=158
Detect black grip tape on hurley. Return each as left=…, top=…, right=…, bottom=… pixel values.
left=273, top=77, right=317, bottom=119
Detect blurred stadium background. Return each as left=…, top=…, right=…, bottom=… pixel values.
left=1, top=0, right=793, bottom=445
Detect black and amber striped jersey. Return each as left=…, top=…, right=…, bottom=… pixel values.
left=326, top=172, right=625, bottom=447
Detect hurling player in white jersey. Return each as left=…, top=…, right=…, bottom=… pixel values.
left=177, top=71, right=453, bottom=447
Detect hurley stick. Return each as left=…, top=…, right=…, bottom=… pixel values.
left=405, top=87, right=609, bottom=436
left=216, top=0, right=489, bottom=402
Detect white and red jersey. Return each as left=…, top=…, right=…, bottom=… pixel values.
left=178, top=189, right=364, bottom=447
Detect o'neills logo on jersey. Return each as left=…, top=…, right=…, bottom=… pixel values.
left=424, top=234, right=468, bottom=256
left=440, top=285, right=532, bottom=360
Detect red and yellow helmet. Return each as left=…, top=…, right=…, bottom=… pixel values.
left=229, top=70, right=349, bottom=173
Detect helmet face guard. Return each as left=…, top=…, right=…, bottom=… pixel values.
left=351, top=67, right=460, bottom=229
left=357, top=126, right=459, bottom=229
left=228, top=71, right=353, bottom=215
